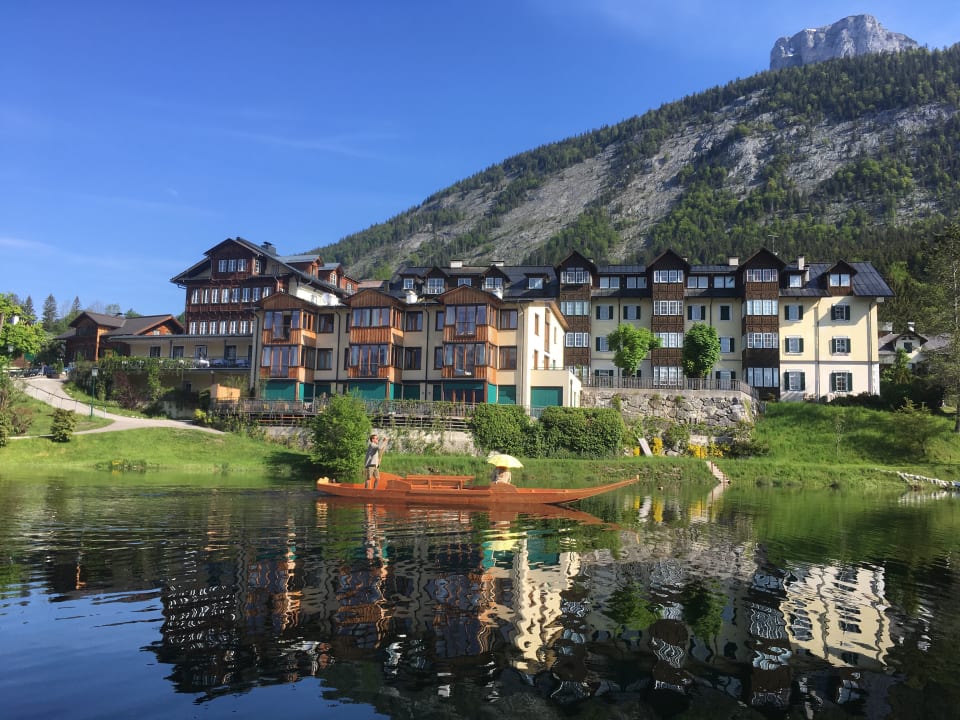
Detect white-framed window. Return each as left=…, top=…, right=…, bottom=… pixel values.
left=190, top=289, right=200, bottom=304
left=188, top=322, right=197, bottom=335
left=565, top=332, right=589, bottom=348
left=746, top=299, right=778, bottom=316
left=714, top=276, right=735, bottom=289
left=425, top=277, right=445, bottom=294
left=831, top=304, right=851, bottom=321
left=202, top=288, right=209, bottom=303
left=238, top=258, right=247, bottom=272
left=653, top=366, right=682, bottom=386
left=784, top=336, right=804, bottom=354
left=745, top=268, right=777, bottom=282
left=653, top=300, right=682, bottom=315
left=199, top=321, right=207, bottom=335
left=719, top=336, right=735, bottom=353
left=746, top=367, right=780, bottom=388
left=831, top=337, right=851, bottom=354
left=242, top=287, right=251, bottom=302
left=218, top=321, right=227, bottom=334
left=623, top=305, right=641, bottom=320
left=254, top=258, right=263, bottom=274
left=403, top=277, right=415, bottom=290
left=560, top=301, right=589, bottom=316
left=656, top=332, right=683, bottom=348
left=252, top=287, right=261, bottom=301
left=594, top=368, right=615, bottom=378
left=829, top=272, right=851, bottom=287
left=653, top=269, right=683, bottom=284
left=229, top=320, right=237, bottom=334
left=595, top=336, right=610, bottom=352
left=218, top=259, right=228, bottom=273
left=599, top=276, right=620, bottom=289
left=459, top=277, right=473, bottom=287
left=789, top=274, right=803, bottom=288
left=262, top=286, right=271, bottom=298
left=747, top=332, right=778, bottom=349
left=240, top=320, right=250, bottom=334
left=561, top=267, right=590, bottom=284
left=784, top=304, right=803, bottom=321
left=596, top=305, right=615, bottom=320
left=687, top=305, right=706, bottom=321
left=211, top=288, right=219, bottom=304
left=687, top=275, right=708, bottom=289
left=626, top=275, right=647, bottom=289
left=784, top=371, right=806, bottom=391
left=528, top=276, right=544, bottom=290
left=715, top=369, right=735, bottom=388
left=483, top=276, right=502, bottom=290
left=230, top=288, right=239, bottom=302
left=830, top=372, right=853, bottom=393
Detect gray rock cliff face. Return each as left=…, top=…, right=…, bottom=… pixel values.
left=770, top=14, right=918, bottom=70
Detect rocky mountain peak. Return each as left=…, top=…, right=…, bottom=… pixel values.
left=770, top=14, right=918, bottom=70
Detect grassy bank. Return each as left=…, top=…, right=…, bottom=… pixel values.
left=4, top=428, right=314, bottom=476
left=717, top=402, right=960, bottom=488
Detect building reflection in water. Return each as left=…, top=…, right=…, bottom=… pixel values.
left=133, top=490, right=907, bottom=715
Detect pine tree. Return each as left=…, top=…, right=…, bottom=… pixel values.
left=42, top=294, right=58, bottom=331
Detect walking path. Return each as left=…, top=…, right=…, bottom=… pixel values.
left=18, top=376, right=223, bottom=435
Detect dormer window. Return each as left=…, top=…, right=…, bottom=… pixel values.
left=745, top=268, right=777, bottom=282
left=561, top=267, right=590, bottom=284
left=460, top=277, right=474, bottom=287
left=403, top=278, right=415, bottom=290
left=599, top=276, right=620, bottom=289
left=483, top=276, right=502, bottom=290
left=528, top=277, right=544, bottom=290
left=829, top=273, right=851, bottom=287
left=653, top=269, right=683, bottom=283
left=789, top=274, right=803, bottom=288
left=425, top=277, right=445, bottom=294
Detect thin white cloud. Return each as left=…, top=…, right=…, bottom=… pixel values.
left=70, top=192, right=219, bottom=218
left=224, top=128, right=396, bottom=159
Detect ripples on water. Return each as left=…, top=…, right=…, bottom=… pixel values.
left=1, top=474, right=959, bottom=719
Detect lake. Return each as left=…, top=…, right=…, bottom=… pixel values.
left=1, top=471, right=959, bottom=719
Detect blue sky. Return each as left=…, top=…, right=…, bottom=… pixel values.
left=2, top=1, right=956, bottom=316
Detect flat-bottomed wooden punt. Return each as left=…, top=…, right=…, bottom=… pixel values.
left=316, top=472, right=638, bottom=507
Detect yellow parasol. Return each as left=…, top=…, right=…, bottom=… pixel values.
left=486, top=453, right=523, bottom=468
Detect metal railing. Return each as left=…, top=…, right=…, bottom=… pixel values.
left=580, top=375, right=759, bottom=400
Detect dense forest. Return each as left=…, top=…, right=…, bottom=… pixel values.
left=316, top=45, right=960, bottom=330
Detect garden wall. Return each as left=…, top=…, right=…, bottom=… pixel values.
left=580, top=387, right=755, bottom=428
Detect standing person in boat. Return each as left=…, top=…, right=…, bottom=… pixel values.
left=365, top=433, right=388, bottom=489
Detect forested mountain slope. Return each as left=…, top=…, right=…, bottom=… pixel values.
left=317, top=45, right=960, bottom=282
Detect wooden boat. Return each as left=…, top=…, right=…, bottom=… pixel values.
left=316, top=471, right=638, bottom=507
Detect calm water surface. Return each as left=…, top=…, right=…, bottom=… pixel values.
left=1, top=471, right=959, bottom=719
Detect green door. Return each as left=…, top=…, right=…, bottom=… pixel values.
left=530, top=386, right=563, bottom=409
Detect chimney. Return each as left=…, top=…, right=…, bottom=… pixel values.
left=449, top=260, right=463, bottom=269
left=728, top=257, right=739, bottom=266
left=493, top=286, right=503, bottom=299
left=262, top=241, right=276, bottom=255
left=907, top=321, right=915, bottom=333
left=405, top=289, right=418, bottom=304
left=797, top=255, right=805, bottom=270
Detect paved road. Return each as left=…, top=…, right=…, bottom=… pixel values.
left=19, top=376, right=223, bottom=435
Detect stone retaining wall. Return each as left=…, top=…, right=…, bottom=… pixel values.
left=581, top=387, right=755, bottom=428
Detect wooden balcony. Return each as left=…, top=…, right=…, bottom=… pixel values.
left=347, top=364, right=395, bottom=381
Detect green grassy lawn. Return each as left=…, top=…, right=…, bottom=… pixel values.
left=14, top=394, right=113, bottom=436
left=3, top=427, right=314, bottom=476
left=717, top=402, right=960, bottom=488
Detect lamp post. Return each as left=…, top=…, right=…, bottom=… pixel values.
left=90, top=367, right=99, bottom=417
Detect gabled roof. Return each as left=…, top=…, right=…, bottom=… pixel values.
left=69, top=311, right=127, bottom=330
left=780, top=262, right=893, bottom=297
left=103, top=314, right=184, bottom=338
left=740, top=247, right=786, bottom=269
left=647, top=249, right=691, bottom=270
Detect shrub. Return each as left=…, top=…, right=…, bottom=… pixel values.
left=539, top=406, right=625, bottom=457
left=469, top=404, right=530, bottom=456
left=310, top=394, right=371, bottom=478
left=50, top=408, right=77, bottom=443
left=663, top=423, right=691, bottom=452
